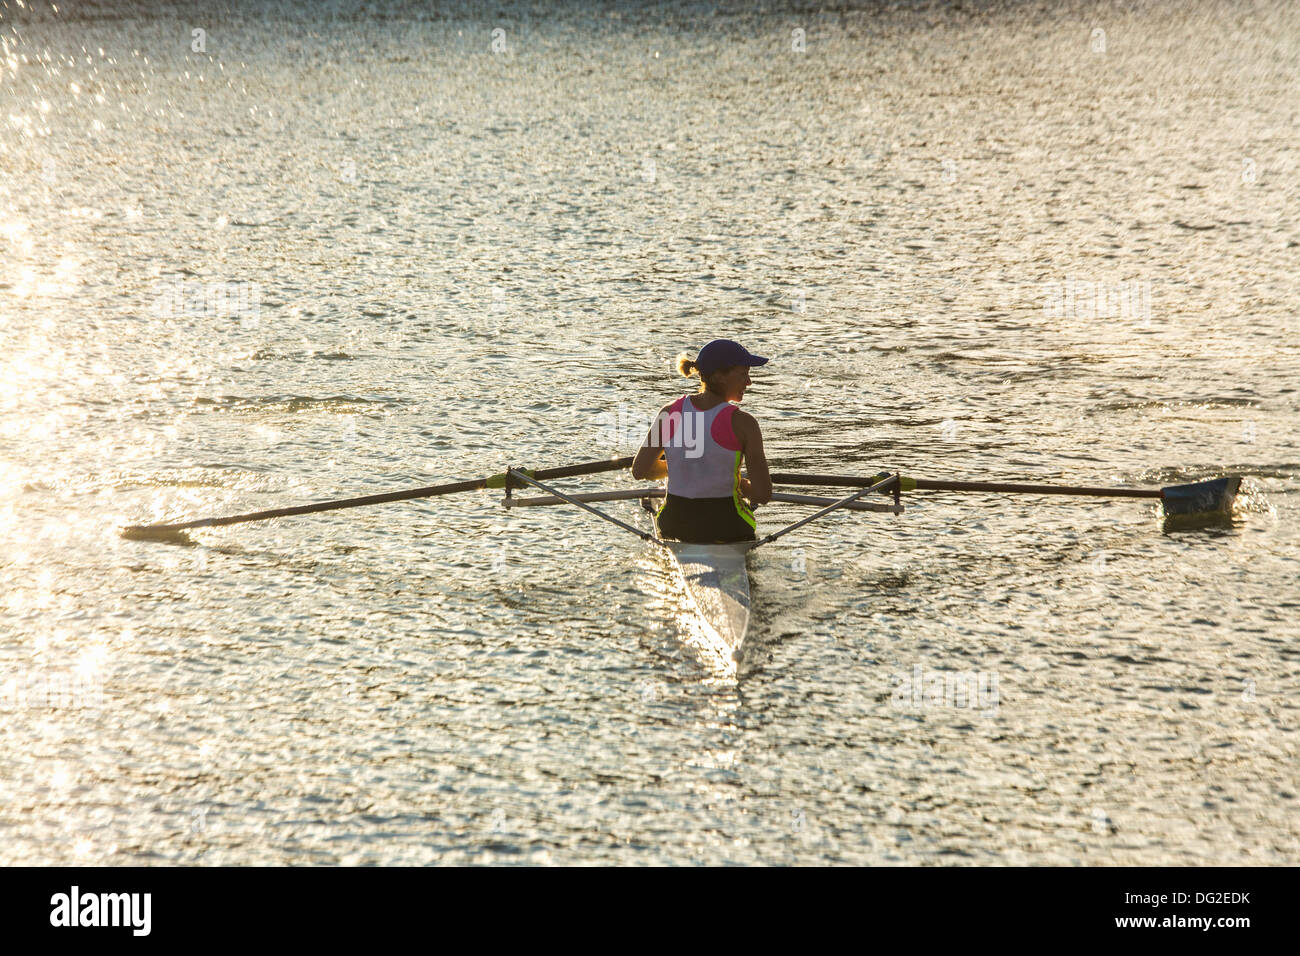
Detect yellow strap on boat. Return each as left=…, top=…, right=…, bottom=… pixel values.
left=733, top=451, right=756, bottom=528
left=874, top=471, right=916, bottom=492
left=486, top=468, right=535, bottom=489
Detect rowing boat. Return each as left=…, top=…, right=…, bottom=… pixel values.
left=502, top=485, right=902, bottom=664
left=122, top=458, right=1243, bottom=668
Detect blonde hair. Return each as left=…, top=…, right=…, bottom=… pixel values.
left=676, top=353, right=730, bottom=394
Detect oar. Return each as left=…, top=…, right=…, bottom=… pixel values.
left=122, top=457, right=633, bottom=540
left=769, top=472, right=1241, bottom=519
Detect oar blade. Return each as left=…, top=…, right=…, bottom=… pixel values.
left=120, top=525, right=199, bottom=545
left=1160, top=476, right=1241, bottom=525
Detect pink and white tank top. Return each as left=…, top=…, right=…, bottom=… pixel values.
left=658, top=395, right=743, bottom=499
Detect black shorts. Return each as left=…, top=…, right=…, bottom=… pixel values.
left=656, top=493, right=756, bottom=544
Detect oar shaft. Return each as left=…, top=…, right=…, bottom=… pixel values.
left=916, top=478, right=1159, bottom=498
left=125, top=457, right=633, bottom=534
left=130, top=479, right=486, bottom=532
left=769, top=472, right=1163, bottom=500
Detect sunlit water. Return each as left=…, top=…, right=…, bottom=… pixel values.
left=1, top=0, right=1296, bottom=865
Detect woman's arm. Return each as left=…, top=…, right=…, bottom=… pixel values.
left=733, top=410, right=772, bottom=505
left=632, top=406, right=669, bottom=481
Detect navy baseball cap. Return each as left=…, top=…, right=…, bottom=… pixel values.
left=696, top=339, right=769, bottom=376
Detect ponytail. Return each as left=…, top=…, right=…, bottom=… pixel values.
left=676, top=352, right=733, bottom=395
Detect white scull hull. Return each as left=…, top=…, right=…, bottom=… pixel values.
left=660, top=536, right=753, bottom=662
left=503, top=482, right=903, bottom=666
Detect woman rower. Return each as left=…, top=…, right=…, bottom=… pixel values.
left=632, top=339, right=773, bottom=543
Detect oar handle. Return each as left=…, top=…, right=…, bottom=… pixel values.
left=534, top=457, right=633, bottom=482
